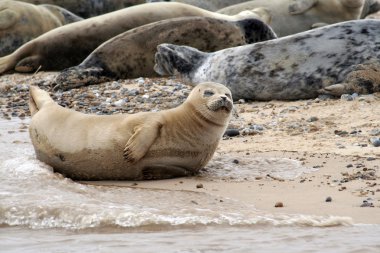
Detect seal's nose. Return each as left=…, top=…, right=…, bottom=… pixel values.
left=221, top=96, right=227, bottom=101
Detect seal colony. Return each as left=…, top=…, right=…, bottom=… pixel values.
left=0, top=2, right=265, bottom=74
left=53, top=16, right=276, bottom=90
left=154, top=19, right=380, bottom=101
left=0, top=0, right=82, bottom=57
left=217, top=0, right=369, bottom=36
left=28, top=82, right=233, bottom=180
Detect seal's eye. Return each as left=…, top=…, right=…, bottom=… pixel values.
left=225, top=93, right=231, bottom=99
left=204, top=90, right=214, bottom=97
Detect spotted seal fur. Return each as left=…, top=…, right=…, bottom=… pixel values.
left=154, top=19, right=380, bottom=101
left=53, top=16, right=276, bottom=90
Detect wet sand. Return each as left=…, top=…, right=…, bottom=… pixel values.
left=1, top=72, right=379, bottom=224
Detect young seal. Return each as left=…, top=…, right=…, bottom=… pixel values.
left=19, top=0, right=145, bottom=18
left=0, top=2, right=265, bottom=74
left=0, top=0, right=82, bottom=57
left=53, top=16, right=276, bottom=90
left=217, top=0, right=368, bottom=36
left=29, top=82, right=233, bottom=180
left=154, top=20, right=380, bottom=101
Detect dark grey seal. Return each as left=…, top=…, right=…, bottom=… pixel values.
left=154, top=19, right=380, bottom=101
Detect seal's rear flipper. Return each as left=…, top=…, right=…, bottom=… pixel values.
left=15, top=55, right=42, bottom=73
left=53, top=66, right=112, bottom=91
left=29, top=86, right=54, bottom=116
left=154, top=43, right=207, bottom=76
left=319, top=63, right=380, bottom=96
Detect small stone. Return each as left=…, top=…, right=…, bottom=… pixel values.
left=307, top=116, right=319, bottom=122
left=250, top=124, right=264, bottom=131
left=366, top=157, right=376, bottom=161
left=341, top=94, right=354, bottom=101
left=346, top=164, right=353, bottom=168
left=325, top=196, right=332, bottom=202
left=232, top=159, right=239, bottom=164
left=196, top=183, right=203, bottom=189
left=360, top=200, right=374, bottom=207
left=274, top=202, right=284, bottom=208
left=370, top=137, right=380, bottom=147
left=369, top=129, right=380, bottom=136
left=113, top=99, right=126, bottom=107
left=224, top=129, right=240, bottom=137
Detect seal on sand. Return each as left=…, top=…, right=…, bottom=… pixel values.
left=53, top=16, right=276, bottom=90
left=29, top=82, right=233, bottom=180
left=217, top=0, right=368, bottom=37
left=0, top=0, right=82, bottom=57
left=0, top=2, right=267, bottom=74
left=154, top=20, right=380, bottom=101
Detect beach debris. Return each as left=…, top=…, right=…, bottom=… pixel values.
left=325, top=196, right=332, bottom=202
left=196, top=183, right=203, bottom=189
left=274, top=202, right=284, bottom=208
left=224, top=129, right=240, bottom=137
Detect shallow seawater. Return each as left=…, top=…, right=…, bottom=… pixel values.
left=1, top=118, right=379, bottom=252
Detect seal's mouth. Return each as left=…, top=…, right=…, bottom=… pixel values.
left=208, top=99, right=233, bottom=113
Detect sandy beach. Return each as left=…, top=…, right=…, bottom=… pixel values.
left=1, top=71, right=379, bottom=225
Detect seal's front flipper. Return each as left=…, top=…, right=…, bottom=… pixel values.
left=154, top=43, right=206, bottom=76
left=15, top=55, right=42, bottom=72
left=288, top=0, right=318, bottom=15
left=142, top=165, right=191, bottom=180
left=123, top=122, right=163, bottom=163
left=53, top=66, right=112, bottom=91
left=319, top=83, right=349, bottom=96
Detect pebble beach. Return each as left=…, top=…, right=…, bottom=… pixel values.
left=1, top=71, right=379, bottom=225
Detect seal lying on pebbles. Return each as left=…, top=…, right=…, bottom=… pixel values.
left=0, top=2, right=267, bottom=74
left=29, top=82, right=233, bottom=180
left=20, top=0, right=145, bottom=18
left=154, top=20, right=380, bottom=101
left=53, top=16, right=276, bottom=90
left=0, top=0, right=82, bottom=57
left=217, top=0, right=368, bottom=37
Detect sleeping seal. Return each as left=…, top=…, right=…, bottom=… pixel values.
left=154, top=19, right=380, bottom=101
left=0, top=2, right=266, bottom=74
left=54, top=16, right=276, bottom=90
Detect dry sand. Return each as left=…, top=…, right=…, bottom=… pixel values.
left=1, top=72, right=379, bottom=224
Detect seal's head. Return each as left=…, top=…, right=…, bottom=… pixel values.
left=185, top=82, right=233, bottom=126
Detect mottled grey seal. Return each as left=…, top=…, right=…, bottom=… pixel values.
left=217, top=0, right=368, bottom=37
left=53, top=16, right=276, bottom=90
left=20, top=0, right=145, bottom=18
left=0, top=2, right=265, bottom=74
left=154, top=20, right=380, bottom=101
left=0, top=0, right=82, bottom=57
left=146, top=0, right=252, bottom=11
left=29, top=82, right=233, bottom=180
